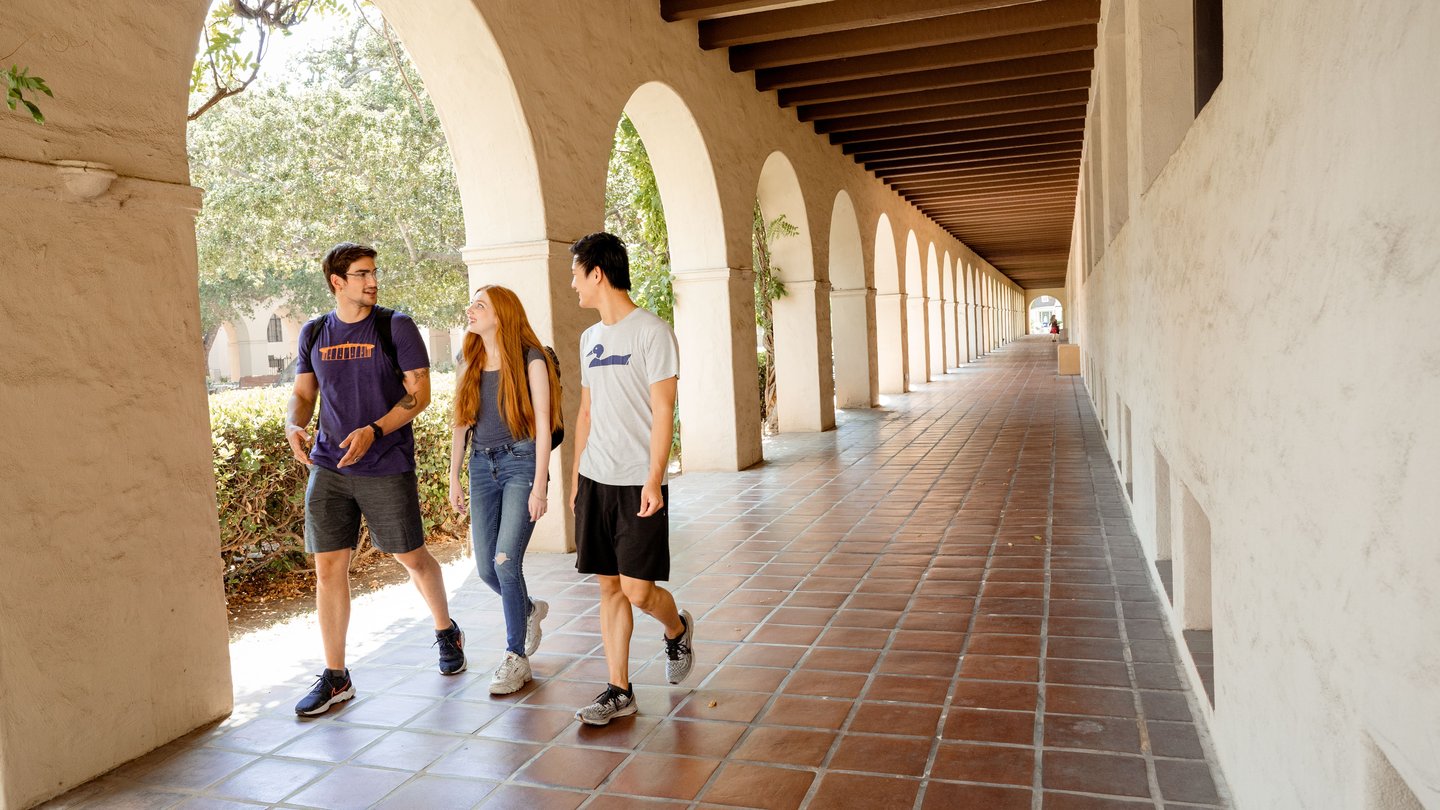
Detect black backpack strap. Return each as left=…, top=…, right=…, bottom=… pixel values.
left=372, top=306, right=404, bottom=382
left=298, top=314, right=327, bottom=435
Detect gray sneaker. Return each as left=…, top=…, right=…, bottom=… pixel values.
left=575, top=684, right=636, bottom=726
left=488, top=651, right=532, bottom=695
left=664, top=609, right=695, bottom=684
left=524, top=599, right=548, bottom=657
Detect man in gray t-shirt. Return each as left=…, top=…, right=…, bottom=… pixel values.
left=566, top=232, right=695, bottom=726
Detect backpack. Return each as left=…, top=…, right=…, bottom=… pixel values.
left=299, top=307, right=405, bottom=439
left=463, top=344, right=565, bottom=449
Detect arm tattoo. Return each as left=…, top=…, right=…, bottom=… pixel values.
left=399, top=393, right=418, bottom=409
left=406, top=368, right=430, bottom=382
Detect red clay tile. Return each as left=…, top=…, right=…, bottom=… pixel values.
left=701, top=762, right=815, bottom=810
left=809, top=772, right=920, bottom=810
left=942, top=708, right=1036, bottom=745
left=515, top=746, right=627, bottom=790
left=1042, top=751, right=1150, bottom=797
left=932, top=741, right=1035, bottom=786
left=920, top=781, right=1031, bottom=809
left=606, top=753, right=721, bottom=801
left=732, top=726, right=836, bottom=766
left=830, top=733, right=934, bottom=777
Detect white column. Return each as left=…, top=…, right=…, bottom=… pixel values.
left=907, top=295, right=929, bottom=384
left=671, top=267, right=763, bottom=470
left=463, top=239, right=581, bottom=553
left=774, top=279, right=836, bottom=432
left=876, top=292, right=907, bottom=393
left=831, top=287, right=873, bottom=408
left=928, top=296, right=946, bottom=376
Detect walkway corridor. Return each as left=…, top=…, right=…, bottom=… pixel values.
left=48, top=337, right=1228, bottom=810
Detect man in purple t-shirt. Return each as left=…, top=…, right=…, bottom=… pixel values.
left=283, top=242, right=466, bottom=716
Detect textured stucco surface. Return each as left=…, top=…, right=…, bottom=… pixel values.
left=1070, top=1, right=1440, bottom=807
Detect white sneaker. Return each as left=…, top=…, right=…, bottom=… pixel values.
left=575, top=684, right=637, bottom=726
left=524, top=599, right=549, bottom=657
left=488, top=651, right=532, bottom=695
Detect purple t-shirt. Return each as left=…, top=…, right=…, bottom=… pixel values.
left=296, top=309, right=429, bottom=476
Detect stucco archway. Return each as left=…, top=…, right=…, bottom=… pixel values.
left=925, top=243, right=945, bottom=377
left=623, top=81, right=761, bottom=468
left=873, top=214, right=905, bottom=394
left=828, top=191, right=871, bottom=409
left=904, top=232, right=927, bottom=385
left=757, top=151, right=833, bottom=432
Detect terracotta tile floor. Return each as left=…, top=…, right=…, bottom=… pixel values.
left=45, top=336, right=1230, bottom=809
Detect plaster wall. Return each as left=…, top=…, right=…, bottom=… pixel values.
left=1070, top=1, right=1440, bottom=807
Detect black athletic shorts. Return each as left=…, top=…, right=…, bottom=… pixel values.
left=574, top=475, right=670, bottom=581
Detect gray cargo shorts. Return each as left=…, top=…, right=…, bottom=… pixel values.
left=304, top=466, right=426, bottom=555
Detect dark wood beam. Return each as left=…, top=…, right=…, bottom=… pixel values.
left=866, top=144, right=1082, bottom=172
left=925, top=194, right=1078, bottom=212
left=855, top=132, right=1083, bottom=163
left=729, top=0, right=1098, bottom=68
left=881, top=157, right=1079, bottom=184
left=661, top=0, right=832, bottom=23
left=818, top=89, right=1088, bottom=134
left=908, top=186, right=1078, bottom=207
left=780, top=51, right=1094, bottom=107
left=893, top=165, right=1080, bottom=190
left=844, top=120, right=1085, bottom=155
left=830, top=105, right=1087, bottom=145
left=698, top=0, right=1038, bottom=48
left=756, top=26, right=1098, bottom=91
left=800, top=71, right=1092, bottom=121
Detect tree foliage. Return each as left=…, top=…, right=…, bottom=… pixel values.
left=4, top=35, right=53, bottom=124
left=189, top=14, right=466, bottom=348
left=190, top=0, right=348, bottom=120
left=753, top=203, right=797, bottom=434
left=605, top=114, right=675, bottom=324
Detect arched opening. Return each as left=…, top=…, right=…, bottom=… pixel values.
left=622, top=81, right=755, bottom=470
left=943, top=252, right=960, bottom=371
left=828, top=191, right=871, bottom=408
left=1031, top=296, right=1064, bottom=334
left=874, top=214, right=905, bottom=394
left=756, top=151, right=831, bottom=433
left=926, top=243, right=945, bottom=377
left=904, top=231, right=928, bottom=385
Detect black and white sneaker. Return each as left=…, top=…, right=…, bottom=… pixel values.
left=435, top=620, right=467, bottom=675
left=664, top=610, right=695, bottom=684
left=295, top=669, right=355, bottom=716
left=575, top=684, right=637, bottom=726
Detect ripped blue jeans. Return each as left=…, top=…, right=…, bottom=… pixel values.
left=469, top=438, right=538, bottom=656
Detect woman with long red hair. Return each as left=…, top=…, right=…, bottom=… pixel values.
left=448, top=285, right=562, bottom=695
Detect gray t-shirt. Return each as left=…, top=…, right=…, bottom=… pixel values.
left=578, top=307, right=680, bottom=486
left=470, top=346, right=545, bottom=449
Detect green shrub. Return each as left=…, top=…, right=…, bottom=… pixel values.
left=210, top=374, right=466, bottom=590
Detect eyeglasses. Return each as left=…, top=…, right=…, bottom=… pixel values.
left=346, top=269, right=380, bottom=280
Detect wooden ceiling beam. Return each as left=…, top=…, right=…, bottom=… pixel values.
left=800, top=71, right=1092, bottom=121
left=893, top=168, right=1080, bottom=192
left=867, top=144, right=1081, bottom=172
left=780, top=50, right=1094, bottom=107
left=856, top=132, right=1083, bottom=163
left=881, top=157, right=1078, bottom=184
left=844, top=120, right=1084, bottom=155
left=830, top=104, right=1086, bottom=144
left=662, top=0, right=832, bottom=23
left=729, top=0, right=1098, bottom=68
left=698, top=0, right=1038, bottom=48
left=818, top=89, right=1087, bottom=133
left=756, top=25, right=1098, bottom=90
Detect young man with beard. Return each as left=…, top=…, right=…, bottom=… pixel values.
left=285, top=242, right=465, bottom=716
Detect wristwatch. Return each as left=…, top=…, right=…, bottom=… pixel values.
left=368, top=422, right=383, bottom=441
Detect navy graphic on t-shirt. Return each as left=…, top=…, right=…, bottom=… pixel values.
left=587, top=343, right=632, bottom=367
